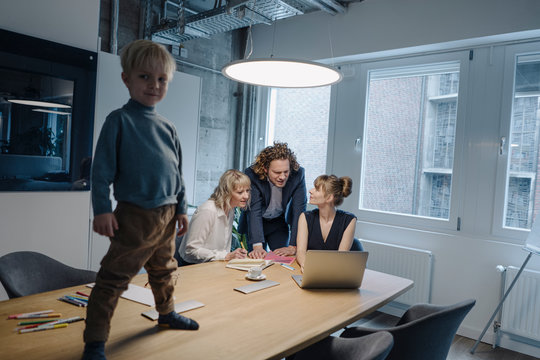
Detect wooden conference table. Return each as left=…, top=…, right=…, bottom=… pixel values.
left=0, top=260, right=413, bottom=360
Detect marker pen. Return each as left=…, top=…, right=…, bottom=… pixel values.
left=279, top=263, right=295, bottom=271
left=19, top=323, right=68, bottom=334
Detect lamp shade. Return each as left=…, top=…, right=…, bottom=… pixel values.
left=222, top=58, right=342, bottom=88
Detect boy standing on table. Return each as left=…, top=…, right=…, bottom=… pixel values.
left=83, top=39, right=198, bottom=360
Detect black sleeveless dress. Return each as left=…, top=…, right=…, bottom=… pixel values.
left=304, top=209, right=357, bottom=250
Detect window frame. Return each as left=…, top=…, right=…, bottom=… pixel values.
left=492, top=41, right=540, bottom=241
left=349, top=51, right=471, bottom=233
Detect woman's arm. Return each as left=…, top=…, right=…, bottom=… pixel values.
left=295, top=213, right=309, bottom=271
left=183, top=208, right=227, bottom=262
left=338, top=218, right=356, bottom=251
left=225, top=248, right=248, bottom=261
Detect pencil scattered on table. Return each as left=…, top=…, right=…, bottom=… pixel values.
left=19, top=323, right=68, bottom=334
left=58, top=292, right=89, bottom=307
left=7, top=310, right=61, bottom=319
left=17, top=319, right=56, bottom=326
left=279, top=263, right=295, bottom=271
left=8, top=310, right=54, bottom=319
left=15, top=316, right=84, bottom=332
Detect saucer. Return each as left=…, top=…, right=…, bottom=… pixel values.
left=246, top=273, right=266, bottom=281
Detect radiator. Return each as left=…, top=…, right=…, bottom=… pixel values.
left=360, top=240, right=433, bottom=306
left=500, top=266, right=540, bottom=342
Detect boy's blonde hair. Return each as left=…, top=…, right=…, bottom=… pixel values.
left=210, top=169, right=251, bottom=211
left=120, top=39, right=176, bottom=78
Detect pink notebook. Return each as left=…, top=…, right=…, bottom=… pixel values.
left=264, top=252, right=295, bottom=265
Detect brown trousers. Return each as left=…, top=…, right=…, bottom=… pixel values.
left=84, top=202, right=178, bottom=343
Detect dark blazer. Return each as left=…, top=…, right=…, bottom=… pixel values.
left=238, top=166, right=307, bottom=247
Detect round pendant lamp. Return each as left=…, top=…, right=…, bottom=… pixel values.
left=222, top=58, right=342, bottom=88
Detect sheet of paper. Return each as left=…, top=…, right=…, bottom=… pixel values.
left=141, top=300, right=205, bottom=320
left=121, top=284, right=155, bottom=306
left=87, top=283, right=155, bottom=306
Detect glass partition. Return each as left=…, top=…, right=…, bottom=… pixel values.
left=0, top=29, right=96, bottom=191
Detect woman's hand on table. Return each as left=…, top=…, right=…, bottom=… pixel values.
left=225, top=248, right=248, bottom=261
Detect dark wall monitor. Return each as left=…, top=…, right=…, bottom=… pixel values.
left=0, top=29, right=97, bottom=191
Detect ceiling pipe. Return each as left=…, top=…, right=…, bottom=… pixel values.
left=110, top=0, right=120, bottom=54
left=299, top=0, right=346, bottom=14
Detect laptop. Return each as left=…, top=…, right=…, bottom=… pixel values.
left=292, top=250, right=369, bottom=289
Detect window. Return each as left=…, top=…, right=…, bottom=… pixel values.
left=266, top=86, right=332, bottom=190
left=256, top=40, right=540, bottom=243
left=360, top=62, right=460, bottom=220
left=503, top=53, right=540, bottom=229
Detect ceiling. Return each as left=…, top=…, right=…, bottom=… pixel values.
left=147, top=0, right=361, bottom=45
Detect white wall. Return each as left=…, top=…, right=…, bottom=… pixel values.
left=0, top=0, right=100, bottom=300
left=250, top=0, right=540, bottom=356
left=251, top=0, right=540, bottom=62
left=0, top=0, right=100, bottom=52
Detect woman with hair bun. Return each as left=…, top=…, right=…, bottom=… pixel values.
left=296, top=175, right=357, bottom=271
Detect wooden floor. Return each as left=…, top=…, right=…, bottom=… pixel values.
left=448, top=335, right=537, bottom=360
left=337, top=312, right=538, bottom=360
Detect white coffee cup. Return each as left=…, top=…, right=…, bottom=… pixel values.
left=248, top=266, right=262, bottom=278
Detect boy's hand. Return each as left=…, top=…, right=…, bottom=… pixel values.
left=176, top=214, right=189, bottom=237
left=93, top=213, right=118, bottom=237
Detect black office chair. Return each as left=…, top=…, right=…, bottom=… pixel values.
left=351, top=238, right=364, bottom=251
left=174, top=235, right=183, bottom=264
left=293, top=331, right=394, bottom=360
left=0, top=251, right=97, bottom=299
left=340, top=299, right=476, bottom=360
left=174, top=235, right=194, bottom=267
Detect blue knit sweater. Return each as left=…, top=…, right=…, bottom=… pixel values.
left=91, top=99, right=187, bottom=216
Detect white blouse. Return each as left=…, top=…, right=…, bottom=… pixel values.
left=178, top=199, right=233, bottom=263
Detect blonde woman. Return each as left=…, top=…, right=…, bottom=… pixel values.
left=178, top=169, right=250, bottom=264
left=296, top=175, right=356, bottom=271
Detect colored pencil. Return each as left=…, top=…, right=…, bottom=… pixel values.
left=8, top=310, right=54, bottom=319
left=15, top=316, right=84, bottom=332
left=19, top=323, right=67, bottom=334
left=58, top=297, right=85, bottom=307
left=15, top=313, right=61, bottom=319
left=41, top=316, right=84, bottom=327
left=17, top=319, right=56, bottom=326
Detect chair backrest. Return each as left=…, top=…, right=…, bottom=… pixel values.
left=295, top=331, right=394, bottom=360
left=174, top=236, right=183, bottom=264
left=342, top=299, right=475, bottom=360
left=0, top=251, right=97, bottom=299
left=350, top=238, right=364, bottom=251
left=386, top=299, right=475, bottom=360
